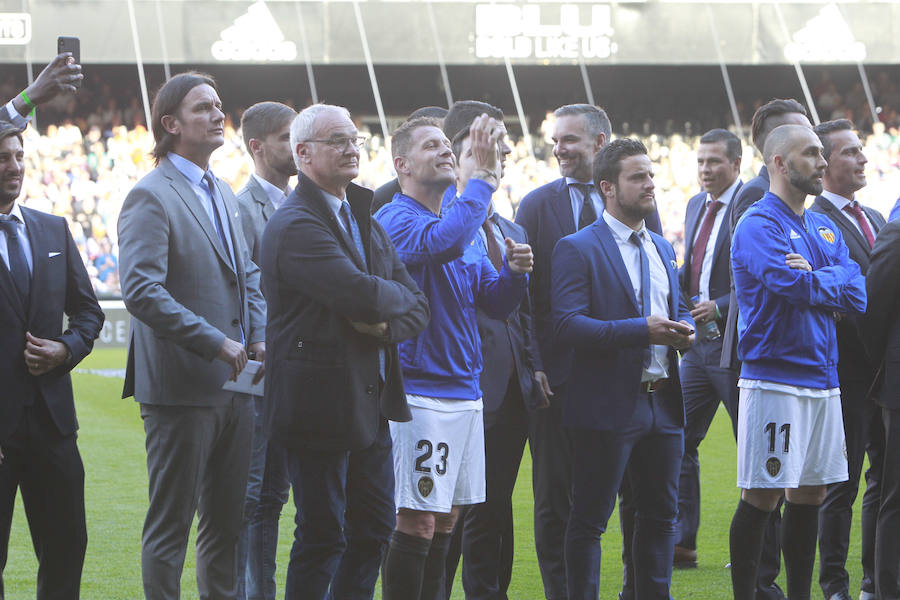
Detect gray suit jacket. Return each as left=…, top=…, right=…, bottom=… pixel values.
left=236, top=175, right=277, bottom=264
left=118, top=156, right=266, bottom=405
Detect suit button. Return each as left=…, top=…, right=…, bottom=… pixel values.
left=297, top=341, right=303, bottom=349
left=232, top=318, right=240, bottom=326
left=366, top=385, right=375, bottom=395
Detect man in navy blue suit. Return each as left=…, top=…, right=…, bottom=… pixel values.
left=516, top=105, right=663, bottom=600
left=552, top=138, right=694, bottom=600
left=674, top=128, right=743, bottom=567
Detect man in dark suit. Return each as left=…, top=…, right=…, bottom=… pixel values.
left=260, top=103, right=429, bottom=600
left=552, top=138, right=694, bottom=600
left=118, top=72, right=267, bottom=600
left=516, top=104, right=663, bottom=600
left=809, top=119, right=884, bottom=600
left=449, top=119, right=548, bottom=600
left=372, top=106, right=449, bottom=214
left=674, top=128, right=743, bottom=568
left=0, top=119, right=104, bottom=599
left=718, top=99, right=811, bottom=600
left=863, top=219, right=900, bottom=600
left=235, top=101, right=297, bottom=600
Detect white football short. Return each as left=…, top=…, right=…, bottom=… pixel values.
left=389, top=394, right=486, bottom=513
left=737, top=379, right=848, bottom=489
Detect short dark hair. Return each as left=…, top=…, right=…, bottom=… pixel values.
left=0, top=120, right=23, bottom=147
left=593, top=138, right=648, bottom=198
left=750, top=98, right=808, bottom=153
left=443, top=100, right=503, bottom=141
left=240, top=101, right=297, bottom=155
left=451, top=127, right=470, bottom=163
left=554, top=104, right=612, bottom=142
left=150, top=71, right=217, bottom=165
left=391, top=116, right=442, bottom=160
left=409, top=106, right=449, bottom=121
left=699, top=128, right=742, bottom=162
left=813, top=119, right=854, bottom=160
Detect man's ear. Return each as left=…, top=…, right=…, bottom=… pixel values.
left=248, top=138, right=262, bottom=157
left=295, top=142, right=310, bottom=165
left=394, top=155, right=409, bottom=177
left=599, top=179, right=615, bottom=199
left=593, top=132, right=607, bottom=152
left=160, top=114, right=179, bottom=136
left=772, top=154, right=787, bottom=176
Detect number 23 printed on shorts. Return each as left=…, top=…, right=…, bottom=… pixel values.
left=414, top=439, right=449, bottom=498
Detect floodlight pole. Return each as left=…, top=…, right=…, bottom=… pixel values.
left=154, top=0, right=171, bottom=81
left=706, top=5, right=743, bottom=137
left=126, top=0, right=152, bottom=130
left=773, top=2, right=820, bottom=125
left=295, top=2, right=319, bottom=104
left=426, top=1, right=454, bottom=107
left=504, top=56, right=534, bottom=159
left=351, top=0, right=389, bottom=141
left=578, top=56, right=595, bottom=106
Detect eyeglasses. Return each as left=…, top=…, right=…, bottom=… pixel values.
left=304, top=136, right=368, bottom=150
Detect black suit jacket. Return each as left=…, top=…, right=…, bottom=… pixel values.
left=862, top=220, right=900, bottom=409
left=679, top=182, right=742, bottom=326
left=810, top=195, right=886, bottom=382
left=0, top=206, right=103, bottom=442
left=515, top=177, right=662, bottom=387
left=260, top=174, right=429, bottom=452
left=720, top=166, right=770, bottom=368
left=477, top=215, right=543, bottom=413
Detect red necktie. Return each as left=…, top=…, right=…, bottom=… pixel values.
left=482, top=217, right=504, bottom=271
left=689, top=200, right=722, bottom=298
left=843, top=202, right=875, bottom=249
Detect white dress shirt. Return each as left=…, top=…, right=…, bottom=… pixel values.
left=691, top=177, right=740, bottom=301
left=2, top=100, right=30, bottom=130
left=0, top=201, right=34, bottom=274
left=251, top=173, right=289, bottom=210
left=603, top=211, right=670, bottom=382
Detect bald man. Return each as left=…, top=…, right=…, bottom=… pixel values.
left=728, top=125, right=866, bottom=600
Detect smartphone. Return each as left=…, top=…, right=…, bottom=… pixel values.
left=57, top=36, right=81, bottom=88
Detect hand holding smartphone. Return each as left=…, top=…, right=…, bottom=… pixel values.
left=57, top=36, right=81, bottom=88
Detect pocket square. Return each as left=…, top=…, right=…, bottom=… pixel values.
left=48, top=251, right=61, bottom=258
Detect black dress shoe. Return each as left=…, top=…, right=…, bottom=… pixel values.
left=673, top=544, right=698, bottom=569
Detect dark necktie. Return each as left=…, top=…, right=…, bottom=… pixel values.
left=203, top=172, right=233, bottom=265
left=482, top=215, right=504, bottom=271
left=575, top=183, right=597, bottom=230
left=843, top=201, right=876, bottom=249
left=630, top=231, right=652, bottom=368
left=689, top=199, right=722, bottom=297
left=0, top=216, right=30, bottom=306
left=341, top=201, right=385, bottom=379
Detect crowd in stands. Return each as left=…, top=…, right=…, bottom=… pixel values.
left=5, top=69, right=899, bottom=298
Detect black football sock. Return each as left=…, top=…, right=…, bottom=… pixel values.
left=420, top=531, right=452, bottom=600
left=729, top=499, right=771, bottom=600
left=781, top=500, right=819, bottom=600
left=382, top=530, right=431, bottom=600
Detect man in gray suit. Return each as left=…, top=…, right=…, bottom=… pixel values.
left=118, top=72, right=267, bottom=600
left=235, top=101, right=296, bottom=600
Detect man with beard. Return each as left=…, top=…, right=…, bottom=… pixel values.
left=808, top=119, right=885, bottom=600
left=0, top=119, right=103, bottom=599
left=728, top=125, right=866, bottom=600
left=375, top=115, right=531, bottom=600
left=552, top=138, right=694, bottom=599
left=516, top=104, right=663, bottom=600
left=235, top=101, right=297, bottom=600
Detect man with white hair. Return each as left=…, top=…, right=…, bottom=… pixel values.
left=259, top=103, right=429, bottom=599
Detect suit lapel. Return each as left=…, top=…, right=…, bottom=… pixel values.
left=710, top=181, right=742, bottom=266
left=815, top=196, right=868, bottom=257
left=683, top=195, right=704, bottom=271
left=21, top=207, right=46, bottom=326
left=249, top=176, right=277, bottom=221
left=592, top=220, right=640, bottom=314
left=551, top=179, right=576, bottom=240
left=161, top=159, right=235, bottom=272
left=0, top=253, right=25, bottom=323
left=651, top=233, right=679, bottom=319
left=297, top=176, right=367, bottom=272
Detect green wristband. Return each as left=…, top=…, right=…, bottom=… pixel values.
left=20, top=91, right=36, bottom=116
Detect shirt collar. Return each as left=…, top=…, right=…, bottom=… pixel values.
left=707, top=177, right=741, bottom=207
left=167, top=152, right=207, bottom=186
left=565, top=177, right=596, bottom=189
left=821, top=189, right=854, bottom=210
left=603, top=210, right=646, bottom=243
left=320, top=189, right=346, bottom=216
left=251, top=173, right=289, bottom=207
left=1, top=201, right=25, bottom=224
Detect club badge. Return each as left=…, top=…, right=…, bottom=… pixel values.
left=417, top=476, right=434, bottom=498
left=765, top=457, right=781, bottom=477
left=818, top=226, right=835, bottom=244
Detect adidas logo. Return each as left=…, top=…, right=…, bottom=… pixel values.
left=211, top=1, right=297, bottom=62
left=783, top=3, right=865, bottom=63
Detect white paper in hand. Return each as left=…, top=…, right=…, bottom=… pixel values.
left=222, top=359, right=264, bottom=396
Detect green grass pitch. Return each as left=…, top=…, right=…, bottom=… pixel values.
left=2, top=348, right=869, bottom=598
